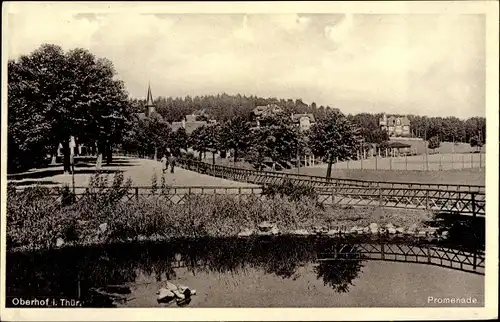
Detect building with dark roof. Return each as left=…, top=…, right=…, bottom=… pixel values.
left=379, top=113, right=411, bottom=137
left=171, top=114, right=217, bottom=135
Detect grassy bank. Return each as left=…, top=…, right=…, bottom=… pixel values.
left=6, top=174, right=436, bottom=252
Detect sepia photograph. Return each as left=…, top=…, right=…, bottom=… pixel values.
left=1, top=1, right=498, bottom=321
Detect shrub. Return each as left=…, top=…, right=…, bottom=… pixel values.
left=6, top=186, right=70, bottom=250
left=60, top=185, right=76, bottom=206
left=428, top=136, right=440, bottom=151
left=262, top=179, right=317, bottom=202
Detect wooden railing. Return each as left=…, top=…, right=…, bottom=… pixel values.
left=12, top=184, right=485, bottom=217
left=176, top=158, right=485, bottom=193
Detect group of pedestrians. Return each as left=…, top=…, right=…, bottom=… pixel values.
left=160, top=153, right=176, bottom=174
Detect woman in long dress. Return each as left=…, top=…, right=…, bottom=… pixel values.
left=160, top=154, right=168, bottom=174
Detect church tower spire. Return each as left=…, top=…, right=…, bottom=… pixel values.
left=145, top=82, right=155, bottom=116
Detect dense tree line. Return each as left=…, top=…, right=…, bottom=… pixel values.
left=8, top=44, right=130, bottom=173
left=133, top=94, right=485, bottom=145
left=407, top=115, right=485, bottom=143
left=130, top=95, right=337, bottom=124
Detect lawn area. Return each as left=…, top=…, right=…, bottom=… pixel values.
left=389, top=139, right=485, bottom=155
left=287, top=167, right=485, bottom=186
left=7, top=156, right=257, bottom=188
left=311, top=153, right=485, bottom=171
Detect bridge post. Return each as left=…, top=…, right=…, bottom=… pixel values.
left=378, top=187, right=383, bottom=207
left=472, top=192, right=478, bottom=270
left=427, top=246, right=431, bottom=264
left=238, top=187, right=242, bottom=208
left=135, top=187, right=139, bottom=201
left=381, top=244, right=385, bottom=260
left=188, top=188, right=192, bottom=217
left=425, top=190, right=429, bottom=210
left=472, top=192, right=476, bottom=219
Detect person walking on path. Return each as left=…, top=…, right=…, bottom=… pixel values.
left=168, top=154, right=176, bottom=174
left=161, top=154, right=168, bottom=174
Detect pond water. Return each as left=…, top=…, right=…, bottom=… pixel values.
left=6, top=236, right=484, bottom=308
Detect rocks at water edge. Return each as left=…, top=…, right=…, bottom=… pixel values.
left=157, top=288, right=175, bottom=303
left=56, top=237, right=65, bottom=247
left=327, top=228, right=340, bottom=236
left=236, top=221, right=440, bottom=239
left=237, top=228, right=255, bottom=237
left=257, top=221, right=280, bottom=236
left=385, top=223, right=397, bottom=234
left=313, top=226, right=328, bottom=235
left=157, top=282, right=197, bottom=305
left=407, top=223, right=418, bottom=234
left=99, top=223, right=108, bottom=234
left=291, top=229, right=310, bottom=236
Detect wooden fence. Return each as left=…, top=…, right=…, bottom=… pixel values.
left=176, top=158, right=485, bottom=193
left=13, top=184, right=485, bottom=217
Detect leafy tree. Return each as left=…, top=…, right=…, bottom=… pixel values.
left=256, top=114, right=301, bottom=170
left=309, top=110, right=360, bottom=178
left=219, top=116, right=251, bottom=162
left=170, top=128, right=189, bottom=156
left=188, top=126, right=210, bottom=160
left=427, top=136, right=441, bottom=151
left=8, top=44, right=130, bottom=173
left=246, top=127, right=271, bottom=170
left=188, top=124, right=223, bottom=163
left=348, top=113, right=388, bottom=144
left=204, top=124, right=223, bottom=164
left=470, top=136, right=483, bottom=150
left=121, top=113, right=171, bottom=158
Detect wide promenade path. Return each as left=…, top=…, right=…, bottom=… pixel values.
left=7, top=156, right=257, bottom=188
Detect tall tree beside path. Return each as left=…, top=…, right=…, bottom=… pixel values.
left=188, top=126, right=210, bottom=161
left=8, top=44, right=130, bottom=173
left=205, top=124, right=223, bottom=164
left=251, top=114, right=302, bottom=170
left=170, top=128, right=189, bottom=156
left=309, top=110, right=360, bottom=178
left=219, top=116, right=252, bottom=163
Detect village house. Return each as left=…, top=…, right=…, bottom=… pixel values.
left=291, top=113, right=316, bottom=131
left=250, top=104, right=284, bottom=128
left=171, top=114, right=216, bottom=135
left=379, top=113, right=411, bottom=137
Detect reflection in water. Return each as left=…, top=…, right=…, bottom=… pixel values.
left=315, top=245, right=364, bottom=293
left=5, top=236, right=483, bottom=307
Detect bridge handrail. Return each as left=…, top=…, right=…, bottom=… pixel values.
left=11, top=184, right=485, bottom=196
left=177, top=158, right=485, bottom=192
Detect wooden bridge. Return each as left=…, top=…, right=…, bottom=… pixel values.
left=177, top=159, right=485, bottom=193
left=317, top=242, right=484, bottom=275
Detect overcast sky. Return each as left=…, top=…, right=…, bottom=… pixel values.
left=6, top=5, right=486, bottom=118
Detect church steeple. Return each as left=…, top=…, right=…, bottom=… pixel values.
left=145, top=82, right=155, bottom=116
